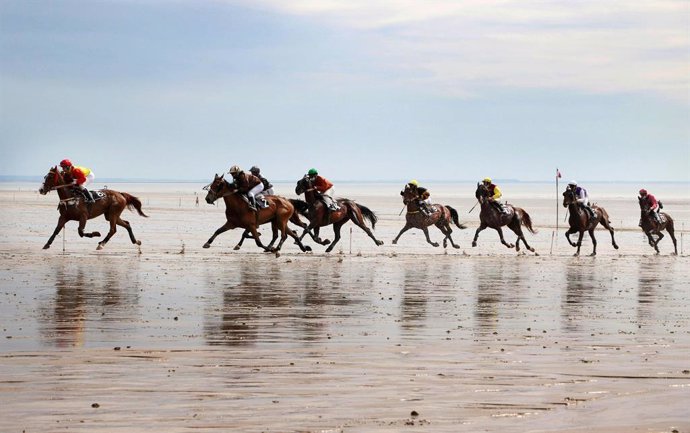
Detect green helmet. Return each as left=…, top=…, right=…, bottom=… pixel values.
left=307, top=168, right=318, bottom=176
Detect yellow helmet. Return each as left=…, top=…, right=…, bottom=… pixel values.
left=408, top=179, right=419, bottom=186
left=482, top=177, right=492, bottom=183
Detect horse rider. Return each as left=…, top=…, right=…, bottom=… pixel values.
left=59, top=159, right=95, bottom=203
left=407, top=180, right=433, bottom=216
left=639, top=188, right=661, bottom=225
left=228, top=165, right=264, bottom=211
left=307, top=168, right=339, bottom=211
left=567, top=180, right=595, bottom=220
left=250, top=166, right=274, bottom=195
left=482, top=177, right=507, bottom=214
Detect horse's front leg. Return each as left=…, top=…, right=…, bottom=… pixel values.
left=78, top=215, right=101, bottom=238
left=204, top=222, right=234, bottom=248
left=472, top=223, right=487, bottom=247
left=392, top=223, right=412, bottom=244
left=653, top=231, right=664, bottom=254
left=43, top=215, right=67, bottom=249
left=587, top=229, right=598, bottom=256
left=565, top=228, right=578, bottom=247
left=265, top=223, right=279, bottom=249
left=421, top=226, right=439, bottom=247
left=234, top=229, right=253, bottom=250
left=248, top=226, right=271, bottom=252
left=574, top=231, right=585, bottom=256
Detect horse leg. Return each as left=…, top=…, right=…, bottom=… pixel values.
left=325, top=221, right=347, bottom=253
left=599, top=219, right=619, bottom=250
left=438, top=222, right=459, bottom=249
left=509, top=219, right=534, bottom=253
left=97, top=219, right=118, bottom=250
left=116, top=217, right=141, bottom=246
left=247, top=226, right=271, bottom=252
left=588, top=229, right=597, bottom=256
left=234, top=229, right=253, bottom=251
left=77, top=215, right=101, bottom=238
left=422, top=226, right=439, bottom=247
left=349, top=209, right=384, bottom=246
left=574, top=231, right=585, bottom=256
left=392, top=224, right=413, bottom=244
left=284, top=226, right=311, bottom=252
left=653, top=231, right=664, bottom=254
left=43, top=215, right=67, bottom=249
left=203, top=222, right=233, bottom=248
left=494, top=227, right=514, bottom=249
left=472, top=223, right=487, bottom=247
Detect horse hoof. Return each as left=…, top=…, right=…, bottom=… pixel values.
left=508, top=244, right=515, bottom=249
left=96, top=244, right=104, bottom=250
left=203, top=243, right=211, bottom=249
left=93, top=232, right=101, bottom=237
left=233, top=245, right=241, bottom=251
left=453, top=245, right=460, bottom=249
left=589, top=253, right=596, bottom=257
left=614, top=245, right=619, bottom=250
left=432, top=243, right=439, bottom=247
left=573, top=253, right=579, bottom=257
left=472, top=242, right=477, bottom=247
left=42, top=244, right=50, bottom=250
left=392, top=240, right=398, bottom=245
left=377, top=241, right=384, bottom=246
left=304, top=246, right=312, bottom=252
left=135, top=240, right=141, bottom=246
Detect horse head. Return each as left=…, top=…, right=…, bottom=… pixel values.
left=295, top=175, right=312, bottom=196
left=475, top=182, right=489, bottom=203
left=562, top=188, right=577, bottom=208
left=204, top=174, right=236, bottom=204
left=400, top=184, right=418, bottom=205
left=39, top=166, right=64, bottom=195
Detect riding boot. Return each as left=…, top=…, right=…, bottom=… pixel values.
left=652, top=211, right=661, bottom=225
left=248, top=195, right=257, bottom=211
left=82, top=188, right=95, bottom=203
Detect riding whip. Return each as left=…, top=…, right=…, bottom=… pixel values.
left=468, top=201, right=479, bottom=213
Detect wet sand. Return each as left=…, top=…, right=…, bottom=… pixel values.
left=1, top=183, right=689, bottom=432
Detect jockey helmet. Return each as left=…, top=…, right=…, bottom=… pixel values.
left=568, top=180, right=577, bottom=187
left=60, top=159, right=73, bottom=168
left=308, top=168, right=318, bottom=176
left=408, top=179, right=419, bottom=186
left=228, top=165, right=242, bottom=175
left=482, top=177, right=492, bottom=184
left=639, top=188, right=648, bottom=196
left=250, top=166, right=260, bottom=175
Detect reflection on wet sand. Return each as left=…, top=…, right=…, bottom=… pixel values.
left=38, top=259, right=141, bottom=347
left=561, top=260, right=600, bottom=333
left=400, top=267, right=429, bottom=331
left=473, top=260, right=528, bottom=334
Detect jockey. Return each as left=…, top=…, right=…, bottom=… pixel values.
left=250, top=166, right=274, bottom=195
left=228, top=165, right=264, bottom=210
left=59, top=159, right=95, bottom=203
left=307, top=168, right=339, bottom=211
left=482, top=177, right=507, bottom=214
left=567, top=181, right=595, bottom=220
left=407, top=179, right=433, bottom=216
left=639, top=189, right=661, bottom=224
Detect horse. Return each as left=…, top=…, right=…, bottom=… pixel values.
left=203, top=174, right=311, bottom=253
left=472, top=183, right=537, bottom=254
left=392, top=183, right=466, bottom=248
left=39, top=166, right=148, bottom=250
left=294, top=175, right=384, bottom=253
left=638, top=197, right=677, bottom=255
left=562, top=188, right=618, bottom=256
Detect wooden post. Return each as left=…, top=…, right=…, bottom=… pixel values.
left=349, top=227, right=352, bottom=255
left=550, top=231, right=555, bottom=255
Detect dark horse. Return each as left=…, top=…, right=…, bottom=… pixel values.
left=473, top=183, right=537, bottom=254
left=203, top=174, right=311, bottom=253
left=39, top=166, right=148, bottom=250
left=294, top=175, right=384, bottom=253
left=638, top=197, right=677, bottom=255
left=392, top=183, right=466, bottom=248
left=562, top=188, right=618, bottom=256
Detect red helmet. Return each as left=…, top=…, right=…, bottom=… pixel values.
left=60, top=159, right=73, bottom=168
left=639, top=189, right=647, bottom=196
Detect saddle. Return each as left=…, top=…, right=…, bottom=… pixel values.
left=72, top=188, right=106, bottom=202
left=239, top=193, right=269, bottom=209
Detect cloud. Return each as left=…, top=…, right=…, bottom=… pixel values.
left=239, top=0, right=689, bottom=100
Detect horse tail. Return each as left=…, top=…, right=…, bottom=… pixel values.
left=446, top=206, right=466, bottom=229
left=122, top=193, right=149, bottom=217
left=289, top=198, right=309, bottom=217
left=356, top=203, right=378, bottom=229
left=518, top=208, right=536, bottom=234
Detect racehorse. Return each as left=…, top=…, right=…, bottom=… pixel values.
left=473, top=183, right=537, bottom=254
left=203, top=174, right=311, bottom=253
left=39, top=166, right=147, bottom=250
left=638, top=196, right=677, bottom=255
left=562, top=188, right=618, bottom=256
left=392, top=183, right=466, bottom=248
left=294, top=175, right=384, bottom=253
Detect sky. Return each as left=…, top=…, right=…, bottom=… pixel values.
left=0, top=0, right=688, bottom=182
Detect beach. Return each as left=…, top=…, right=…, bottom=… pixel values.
left=1, top=181, right=689, bottom=432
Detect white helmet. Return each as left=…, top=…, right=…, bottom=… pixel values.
left=568, top=180, right=577, bottom=186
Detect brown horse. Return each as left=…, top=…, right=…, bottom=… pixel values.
left=638, top=197, right=677, bottom=255
left=39, top=166, right=148, bottom=250
left=562, top=188, right=618, bottom=256
left=392, top=183, right=466, bottom=248
left=294, top=175, right=384, bottom=253
left=472, top=183, right=537, bottom=254
left=203, top=174, right=311, bottom=253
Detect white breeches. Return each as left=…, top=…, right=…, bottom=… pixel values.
left=82, top=172, right=95, bottom=188
left=576, top=197, right=589, bottom=206
left=248, top=183, right=263, bottom=198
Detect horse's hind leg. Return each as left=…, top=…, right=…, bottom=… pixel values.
left=509, top=220, right=534, bottom=253
left=599, top=219, right=619, bottom=250
left=349, top=209, right=383, bottom=246
left=438, top=222, right=459, bottom=249
left=588, top=229, right=597, bottom=256
left=422, top=227, right=439, bottom=247
left=78, top=216, right=101, bottom=238
left=44, top=215, right=68, bottom=249
left=97, top=218, right=118, bottom=250
left=495, top=227, right=514, bottom=249
left=116, top=217, right=141, bottom=246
